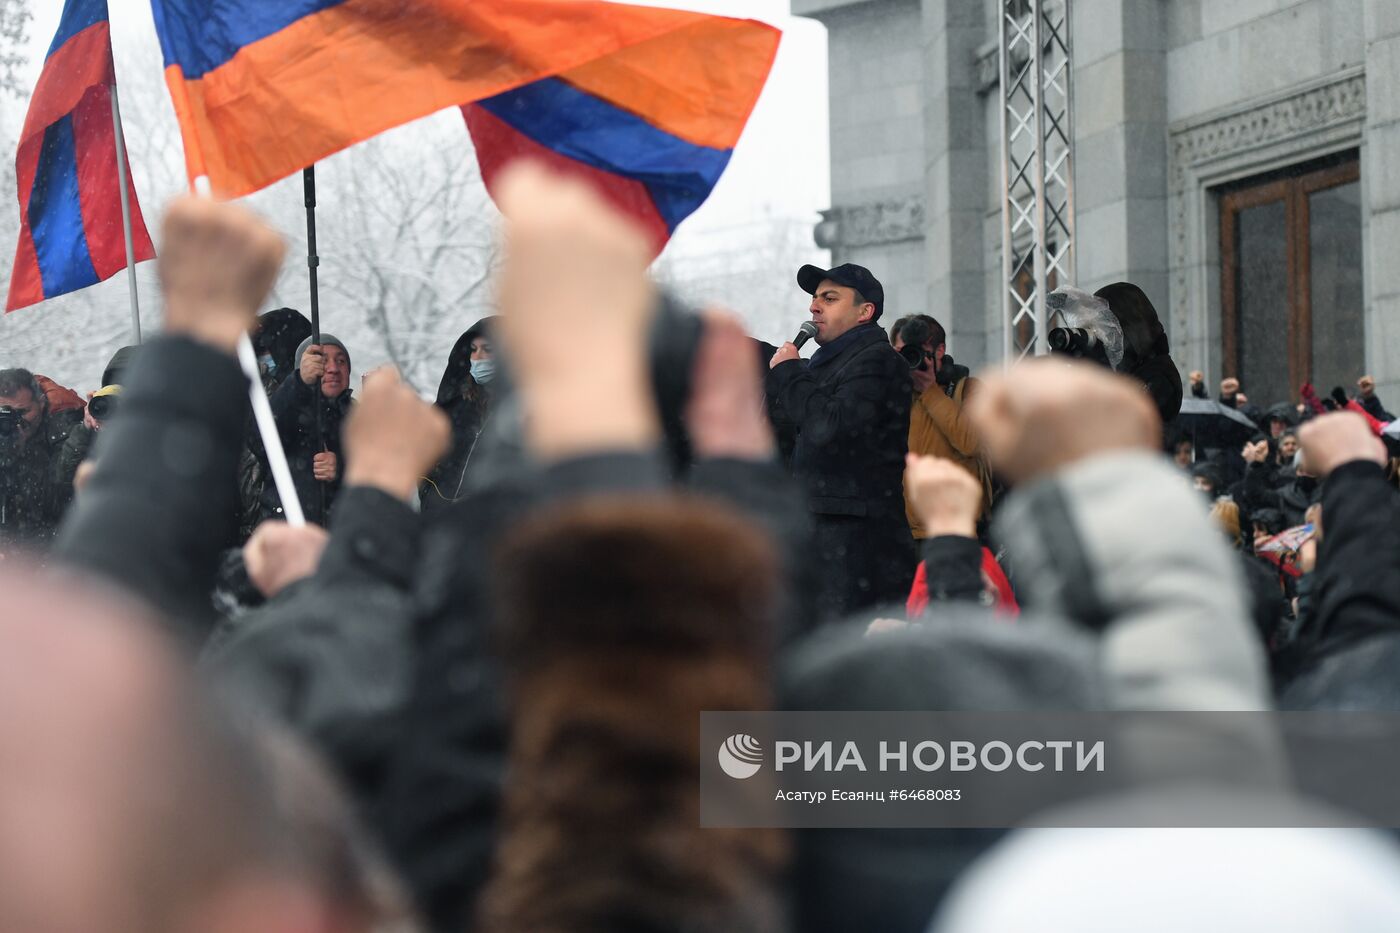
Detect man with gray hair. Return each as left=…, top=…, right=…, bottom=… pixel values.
left=0, top=367, right=81, bottom=546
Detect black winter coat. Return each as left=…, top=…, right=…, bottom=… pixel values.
left=0, top=409, right=81, bottom=549
left=766, top=323, right=915, bottom=617
left=421, top=320, right=495, bottom=511
left=261, top=374, right=352, bottom=526
left=1278, top=461, right=1400, bottom=708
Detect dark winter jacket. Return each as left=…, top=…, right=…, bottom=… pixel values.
left=1278, top=461, right=1400, bottom=708
left=421, top=318, right=495, bottom=511
left=54, top=337, right=245, bottom=639
left=261, top=371, right=352, bottom=526
left=765, top=322, right=915, bottom=616
left=1241, top=462, right=1320, bottom=527
left=1359, top=393, right=1395, bottom=422
left=0, top=406, right=82, bottom=549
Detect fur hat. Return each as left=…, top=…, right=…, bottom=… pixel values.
left=479, top=496, right=788, bottom=933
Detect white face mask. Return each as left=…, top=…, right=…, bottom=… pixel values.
left=470, top=359, right=496, bottom=385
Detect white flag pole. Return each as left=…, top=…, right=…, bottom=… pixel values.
left=109, top=84, right=141, bottom=344
left=193, top=175, right=307, bottom=527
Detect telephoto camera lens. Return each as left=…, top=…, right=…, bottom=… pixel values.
left=88, top=395, right=118, bottom=421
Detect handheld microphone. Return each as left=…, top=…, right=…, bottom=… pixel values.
left=792, top=321, right=819, bottom=350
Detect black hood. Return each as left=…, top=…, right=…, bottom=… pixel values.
left=436, top=317, right=497, bottom=406
left=1092, top=282, right=1182, bottom=426
left=1263, top=401, right=1298, bottom=429
left=252, top=308, right=313, bottom=380
left=101, top=345, right=140, bottom=387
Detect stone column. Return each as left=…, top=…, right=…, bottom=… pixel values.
left=1363, top=5, right=1400, bottom=400
left=920, top=0, right=988, bottom=364
left=794, top=0, right=928, bottom=319
left=1070, top=0, right=1170, bottom=322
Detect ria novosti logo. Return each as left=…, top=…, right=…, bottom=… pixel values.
left=718, top=734, right=763, bottom=779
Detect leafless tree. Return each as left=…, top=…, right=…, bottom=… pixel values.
left=0, top=0, right=30, bottom=101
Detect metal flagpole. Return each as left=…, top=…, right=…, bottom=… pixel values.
left=109, top=84, right=142, bottom=344
left=303, top=166, right=326, bottom=521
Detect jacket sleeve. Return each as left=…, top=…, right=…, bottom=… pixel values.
left=994, top=451, right=1270, bottom=711
left=687, top=456, right=818, bottom=644
left=1307, top=461, right=1400, bottom=650
left=54, top=336, right=245, bottom=643
left=1240, top=461, right=1281, bottom=513
left=915, top=383, right=980, bottom=458
left=206, top=485, right=423, bottom=771
left=920, top=535, right=985, bottom=605
left=766, top=347, right=909, bottom=448
left=268, top=371, right=312, bottom=444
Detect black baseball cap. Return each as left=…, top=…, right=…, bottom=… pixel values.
left=797, top=262, right=884, bottom=319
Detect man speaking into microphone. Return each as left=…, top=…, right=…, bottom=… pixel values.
left=766, top=262, right=915, bottom=619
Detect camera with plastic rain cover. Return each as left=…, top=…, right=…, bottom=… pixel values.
left=461, top=289, right=703, bottom=491
left=1046, top=288, right=1119, bottom=369
left=1048, top=325, right=1109, bottom=365
left=1044, top=283, right=1184, bottom=425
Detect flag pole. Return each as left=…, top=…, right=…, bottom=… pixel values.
left=109, top=84, right=141, bottom=344
left=303, top=165, right=326, bottom=521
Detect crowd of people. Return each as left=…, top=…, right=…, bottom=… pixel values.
left=3, top=161, right=1400, bottom=932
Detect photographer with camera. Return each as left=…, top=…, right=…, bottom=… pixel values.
left=889, top=314, right=991, bottom=537
left=767, top=262, right=915, bottom=618
left=0, top=367, right=82, bottom=546
left=54, top=346, right=139, bottom=512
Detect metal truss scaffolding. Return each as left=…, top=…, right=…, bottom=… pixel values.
left=999, top=0, right=1075, bottom=360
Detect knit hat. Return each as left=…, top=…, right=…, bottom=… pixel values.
left=294, top=334, right=350, bottom=371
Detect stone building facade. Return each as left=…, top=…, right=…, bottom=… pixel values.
left=794, top=0, right=1398, bottom=404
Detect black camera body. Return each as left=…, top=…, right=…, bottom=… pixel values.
left=898, top=342, right=928, bottom=370
left=1048, top=326, right=1111, bottom=367
left=0, top=406, right=24, bottom=444
left=896, top=317, right=934, bottom=371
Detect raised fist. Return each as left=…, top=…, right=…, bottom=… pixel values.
left=967, top=358, right=1160, bottom=486
left=906, top=454, right=981, bottom=538
left=1298, top=412, right=1386, bottom=479
left=342, top=369, right=450, bottom=501
left=158, top=196, right=285, bottom=353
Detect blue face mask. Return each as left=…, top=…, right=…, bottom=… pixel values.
left=470, top=359, right=496, bottom=385
left=258, top=354, right=277, bottom=378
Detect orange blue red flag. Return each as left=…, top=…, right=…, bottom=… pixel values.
left=8, top=0, right=155, bottom=311
left=149, top=0, right=780, bottom=250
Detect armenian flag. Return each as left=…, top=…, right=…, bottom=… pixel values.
left=8, top=0, right=155, bottom=311
left=149, top=0, right=780, bottom=248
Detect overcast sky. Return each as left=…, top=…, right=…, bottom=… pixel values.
left=13, top=0, right=831, bottom=246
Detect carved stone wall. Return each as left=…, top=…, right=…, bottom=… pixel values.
left=814, top=197, right=926, bottom=250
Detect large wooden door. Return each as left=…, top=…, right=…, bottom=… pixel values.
left=1219, top=154, right=1362, bottom=405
